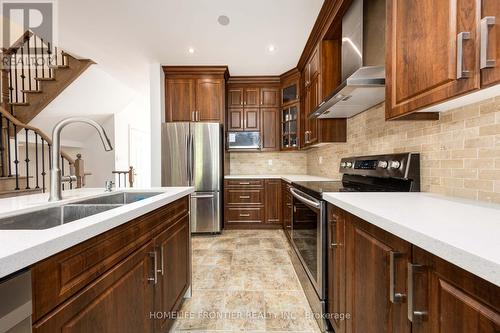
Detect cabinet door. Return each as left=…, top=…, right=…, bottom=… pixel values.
left=154, top=215, right=190, bottom=333
left=410, top=247, right=500, bottom=333
left=196, top=78, right=224, bottom=122
left=481, top=0, right=500, bottom=87
left=345, top=214, right=411, bottom=333
left=306, top=74, right=319, bottom=145
left=166, top=79, right=195, bottom=122
left=228, top=108, right=244, bottom=131
left=282, top=185, right=292, bottom=235
left=260, top=87, right=280, bottom=107
left=260, top=107, right=279, bottom=151
left=327, top=205, right=346, bottom=333
left=228, top=88, right=244, bottom=107
left=244, top=88, right=260, bottom=107
left=243, top=107, right=260, bottom=131
left=264, top=179, right=281, bottom=224
left=33, top=241, right=155, bottom=333
left=386, top=0, right=480, bottom=119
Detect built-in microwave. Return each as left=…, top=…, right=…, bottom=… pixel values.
left=227, top=132, right=261, bottom=150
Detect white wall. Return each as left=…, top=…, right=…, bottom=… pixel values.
left=150, top=64, right=165, bottom=187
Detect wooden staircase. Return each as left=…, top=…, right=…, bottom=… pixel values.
left=0, top=31, right=93, bottom=197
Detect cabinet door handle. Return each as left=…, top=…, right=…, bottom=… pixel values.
left=239, top=182, right=250, bottom=185
left=457, top=31, right=472, bottom=79
left=195, top=111, right=200, bottom=122
left=158, top=247, right=164, bottom=276
left=407, top=263, right=428, bottom=322
left=390, top=252, right=406, bottom=304
left=239, top=213, right=250, bottom=217
left=239, top=195, right=250, bottom=199
left=192, top=111, right=195, bottom=122
left=480, top=16, right=496, bottom=69
left=148, top=250, right=158, bottom=284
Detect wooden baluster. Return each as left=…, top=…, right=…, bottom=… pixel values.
left=24, top=128, right=30, bottom=189
left=74, top=153, right=84, bottom=188
left=128, top=166, right=134, bottom=188
left=35, top=132, right=39, bottom=189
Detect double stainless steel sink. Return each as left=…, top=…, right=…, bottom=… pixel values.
left=0, top=192, right=163, bottom=230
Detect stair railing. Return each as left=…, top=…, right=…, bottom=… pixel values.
left=1, top=30, right=65, bottom=115
left=112, top=166, right=135, bottom=188
left=0, top=106, right=82, bottom=194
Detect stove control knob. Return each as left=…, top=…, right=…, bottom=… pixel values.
left=389, top=161, right=401, bottom=169
left=378, top=161, right=388, bottom=169
left=340, top=162, right=347, bottom=168
left=346, top=162, right=353, bottom=168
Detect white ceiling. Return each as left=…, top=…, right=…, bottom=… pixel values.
left=57, top=0, right=324, bottom=92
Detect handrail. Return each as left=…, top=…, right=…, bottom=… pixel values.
left=1, top=30, right=33, bottom=55
left=0, top=106, right=74, bottom=164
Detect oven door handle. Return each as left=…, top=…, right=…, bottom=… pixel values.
left=290, top=187, right=321, bottom=209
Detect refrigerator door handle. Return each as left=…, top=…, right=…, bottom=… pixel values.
left=186, top=134, right=192, bottom=185
left=191, top=194, right=215, bottom=199
left=190, top=133, right=194, bottom=185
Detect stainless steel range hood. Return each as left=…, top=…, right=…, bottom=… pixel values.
left=311, top=0, right=386, bottom=119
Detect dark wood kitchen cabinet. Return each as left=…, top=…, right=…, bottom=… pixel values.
left=260, top=107, right=280, bottom=151
left=260, top=87, right=280, bottom=107
left=344, top=211, right=411, bottom=333
left=264, top=179, right=282, bottom=224
left=410, top=247, right=500, bottom=333
left=481, top=0, right=500, bottom=87
left=385, top=0, right=480, bottom=119
left=163, top=66, right=229, bottom=123
left=326, top=204, right=500, bottom=333
left=32, top=197, right=191, bottom=333
left=282, top=181, right=292, bottom=238
left=224, top=178, right=282, bottom=229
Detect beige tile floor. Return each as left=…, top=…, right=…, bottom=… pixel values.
left=171, top=229, right=321, bottom=333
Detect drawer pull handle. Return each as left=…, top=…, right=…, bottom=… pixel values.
left=239, top=182, right=251, bottom=185
left=389, top=251, right=406, bottom=304
left=239, top=195, right=250, bottom=199
left=239, top=213, right=250, bottom=217
left=408, top=264, right=428, bottom=322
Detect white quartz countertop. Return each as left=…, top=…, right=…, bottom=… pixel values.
left=225, top=174, right=334, bottom=183
left=323, top=192, right=500, bottom=287
left=0, top=187, right=194, bottom=279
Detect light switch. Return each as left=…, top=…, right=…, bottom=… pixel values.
left=268, top=159, right=273, bottom=166
left=319, top=156, right=323, bottom=164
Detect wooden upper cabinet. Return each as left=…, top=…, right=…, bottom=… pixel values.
left=228, top=88, right=244, bottom=107
left=481, top=0, right=500, bottom=87
left=260, top=87, right=280, bottom=107
left=386, top=0, right=480, bottom=119
left=227, top=108, right=244, bottom=131
left=306, top=74, right=320, bottom=145
left=165, top=79, right=195, bottom=122
left=196, top=78, right=224, bottom=122
left=163, top=66, right=228, bottom=123
left=244, top=108, right=260, bottom=131
left=411, top=247, right=500, bottom=333
left=244, top=88, right=260, bottom=107
left=261, top=107, right=279, bottom=151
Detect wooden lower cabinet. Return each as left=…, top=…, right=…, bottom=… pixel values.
left=33, top=241, right=155, bottom=333
left=282, top=181, right=292, bottom=237
left=327, top=203, right=500, bottom=333
left=32, top=197, right=191, bottom=333
left=411, top=247, right=500, bottom=333
left=224, top=179, right=281, bottom=229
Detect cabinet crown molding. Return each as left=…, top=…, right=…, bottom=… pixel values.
left=162, top=65, right=229, bottom=79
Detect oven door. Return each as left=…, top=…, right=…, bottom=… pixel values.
left=290, top=187, right=326, bottom=299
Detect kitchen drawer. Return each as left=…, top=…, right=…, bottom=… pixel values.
left=225, top=189, right=264, bottom=205
left=225, top=179, right=264, bottom=188
left=226, top=207, right=263, bottom=223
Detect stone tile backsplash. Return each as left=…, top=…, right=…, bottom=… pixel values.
left=230, top=151, right=307, bottom=175
left=229, top=97, right=500, bottom=203
left=307, top=97, right=500, bottom=203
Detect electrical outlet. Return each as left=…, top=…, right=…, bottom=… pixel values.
left=268, top=159, right=273, bottom=166
left=319, top=156, right=323, bottom=164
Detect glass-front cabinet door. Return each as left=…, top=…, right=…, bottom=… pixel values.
left=282, top=83, right=298, bottom=105
left=281, top=104, right=299, bottom=150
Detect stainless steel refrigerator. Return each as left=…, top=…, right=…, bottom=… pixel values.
left=161, top=123, right=223, bottom=233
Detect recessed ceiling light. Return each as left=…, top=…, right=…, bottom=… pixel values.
left=188, top=47, right=195, bottom=54
left=267, top=44, right=277, bottom=53
left=217, top=15, right=230, bottom=26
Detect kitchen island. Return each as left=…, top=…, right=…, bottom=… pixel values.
left=0, top=187, right=194, bottom=333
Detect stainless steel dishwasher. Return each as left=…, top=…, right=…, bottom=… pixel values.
left=0, top=270, right=32, bottom=333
